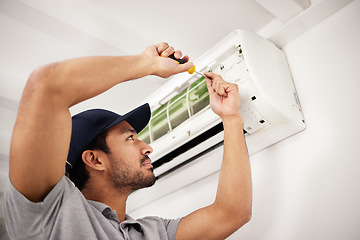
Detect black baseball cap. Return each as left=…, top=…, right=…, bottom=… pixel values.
left=65, top=103, right=151, bottom=175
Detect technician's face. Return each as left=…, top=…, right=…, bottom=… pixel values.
left=105, top=121, right=155, bottom=192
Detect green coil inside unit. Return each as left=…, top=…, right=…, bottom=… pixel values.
left=150, top=103, right=168, bottom=141
left=137, top=124, right=150, bottom=144
left=169, top=88, right=189, bottom=130
left=137, top=76, right=209, bottom=144
left=188, top=76, right=209, bottom=116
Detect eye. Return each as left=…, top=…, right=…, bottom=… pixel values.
left=127, top=135, right=134, bottom=141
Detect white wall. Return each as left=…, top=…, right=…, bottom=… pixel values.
left=128, top=1, right=360, bottom=239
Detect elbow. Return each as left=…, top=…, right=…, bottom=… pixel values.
left=231, top=199, right=253, bottom=228
left=24, top=63, right=60, bottom=99
left=16, top=63, right=66, bottom=111
left=215, top=202, right=252, bottom=230
left=28, top=63, right=57, bottom=87
left=234, top=206, right=252, bottom=228
left=222, top=206, right=252, bottom=236
left=242, top=208, right=252, bottom=225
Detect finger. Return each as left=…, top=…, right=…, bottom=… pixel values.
left=161, top=46, right=175, bottom=57
left=204, top=72, right=214, bottom=81
left=212, top=77, right=221, bottom=91
left=174, top=50, right=182, bottom=59
left=204, top=71, right=218, bottom=79
left=172, top=51, right=189, bottom=63
left=180, top=55, right=189, bottom=63
left=219, top=83, right=229, bottom=98
left=156, top=42, right=169, bottom=55
left=214, top=81, right=229, bottom=98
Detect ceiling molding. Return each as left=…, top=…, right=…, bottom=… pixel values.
left=257, top=0, right=353, bottom=48
left=256, top=0, right=310, bottom=22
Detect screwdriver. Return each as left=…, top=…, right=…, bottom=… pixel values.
left=164, top=53, right=206, bottom=77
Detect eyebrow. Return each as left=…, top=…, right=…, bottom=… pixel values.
left=120, top=128, right=137, bottom=135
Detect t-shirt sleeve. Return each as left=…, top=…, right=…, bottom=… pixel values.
left=161, top=217, right=182, bottom=240
left=3, top=175, right=75, bottom=239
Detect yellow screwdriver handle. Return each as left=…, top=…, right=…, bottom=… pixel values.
left=162, top=53, right=195, bottom=74
left=187, top=65, right=195, bottom=74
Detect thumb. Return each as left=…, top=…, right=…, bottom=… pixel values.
left=177, top=62, right=194, bottom=73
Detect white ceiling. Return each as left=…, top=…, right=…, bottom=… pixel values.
left=0, top=0, right=351, bottom=235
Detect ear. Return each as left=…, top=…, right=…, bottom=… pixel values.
left=82, top=150, right=106, bottom=172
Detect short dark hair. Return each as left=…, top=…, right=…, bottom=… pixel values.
left=69, top=129, right=110, bottom=190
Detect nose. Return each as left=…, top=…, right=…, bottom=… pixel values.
left=141, top=141, right=153, bottom=156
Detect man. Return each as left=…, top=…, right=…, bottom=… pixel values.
left=4, top=42, right=252, bottom=239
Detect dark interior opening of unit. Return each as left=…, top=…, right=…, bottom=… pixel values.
left=154, top=122, right=247, bottom=179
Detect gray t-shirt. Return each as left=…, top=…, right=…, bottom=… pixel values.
left=4, top=175, right=181, bottom=240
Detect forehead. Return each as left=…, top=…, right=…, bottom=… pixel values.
left=107, top=120, right=135, bottom=135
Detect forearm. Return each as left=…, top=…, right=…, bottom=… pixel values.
left=214, top=115, right=252, bottom=222
left=176, top=74, right=251, bottom=240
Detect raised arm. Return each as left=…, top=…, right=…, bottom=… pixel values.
left=9, top=43, right=193, bottom=202
left=176, top=72, right=252, bottom=240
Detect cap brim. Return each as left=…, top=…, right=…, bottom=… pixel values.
left=104, top=103, right=150, bottom=133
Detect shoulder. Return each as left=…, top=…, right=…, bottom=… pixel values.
left=4, top=175, right=80, bottom=239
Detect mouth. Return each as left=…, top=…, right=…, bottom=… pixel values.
left=141, top=158, right=153, bottom=168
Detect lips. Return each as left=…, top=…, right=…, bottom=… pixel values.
left=142, top=158, right=153, bottom=168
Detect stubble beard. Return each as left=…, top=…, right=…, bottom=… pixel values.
left=109, top=156, right=156, bottom=193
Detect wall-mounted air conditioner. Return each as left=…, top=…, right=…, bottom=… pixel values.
left=127, top=29, right=305, bottom=212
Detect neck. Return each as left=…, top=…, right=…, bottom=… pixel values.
left=82, top=181, right=131, bottom=222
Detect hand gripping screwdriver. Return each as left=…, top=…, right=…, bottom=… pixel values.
left=164, top=53, right=206, bottom=77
